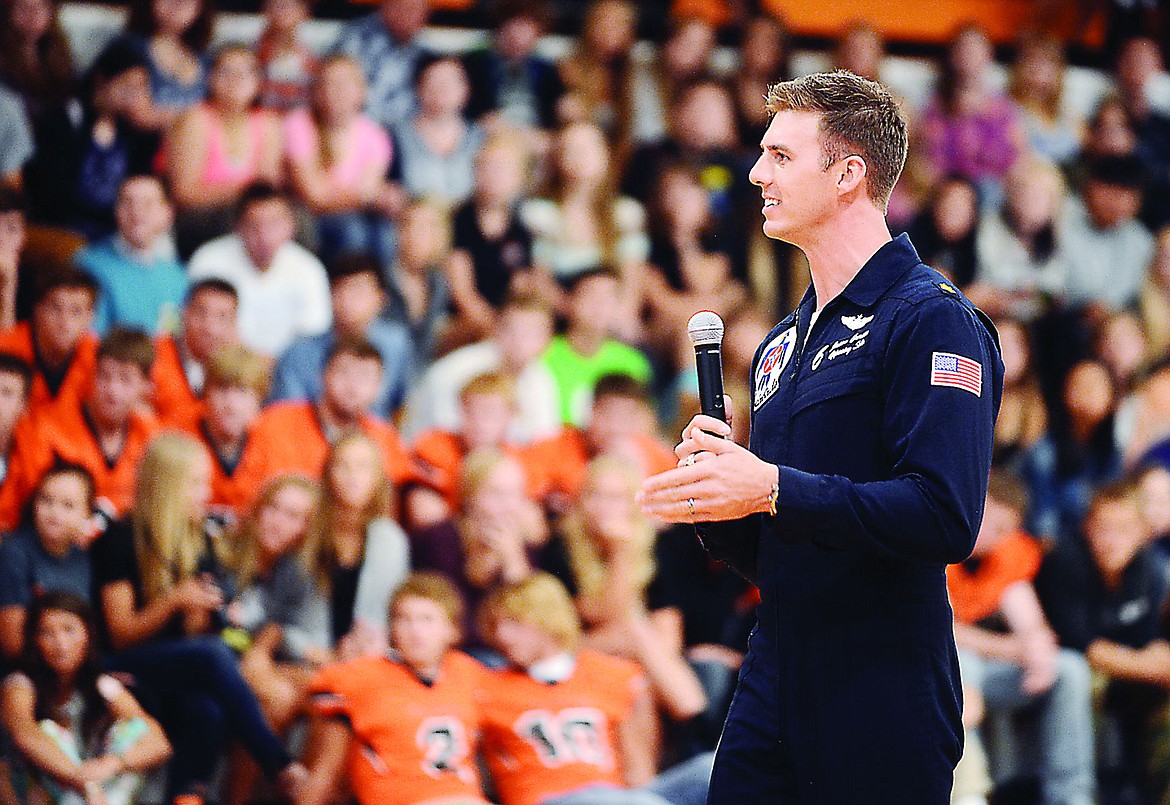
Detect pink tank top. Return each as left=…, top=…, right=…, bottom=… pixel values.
left=197, top=104, right=270, bottom=188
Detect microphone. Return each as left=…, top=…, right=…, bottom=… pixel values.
left=687, top=311, right=726, bottom=424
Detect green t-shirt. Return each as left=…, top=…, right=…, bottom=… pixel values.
left=541, top=335, right=653, bottom=425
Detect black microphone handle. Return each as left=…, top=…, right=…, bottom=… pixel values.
left=694, top=344, right=726, bottom=423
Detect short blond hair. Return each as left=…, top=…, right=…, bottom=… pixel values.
left=205, top=344, right=271, bottom=399
left=391, top=571, right=466, bottom=636
left=480, top=572, right=582, bottom=651
left=765, top=70, right=907, bottom=209
left=460, top=371, right=517, bottom=406
left=1004, top=154, right=1065, bottom=209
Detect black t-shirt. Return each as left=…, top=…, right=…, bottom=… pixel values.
left=91, top=520, right=180, bottom=645
left=90, top=518, right=231, bottom=646
left=330, top=564, right=361, bottom=645
left=1035, top=534, right=1169, bottom=653
left=451, top=201, right=532, bottom=309
left=646, top=524, right=756, bottom=651
left=462, top=49, right=563, bottom=131
left=25, top=102, right=160, bottom=239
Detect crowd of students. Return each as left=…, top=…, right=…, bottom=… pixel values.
left=0, top=0, right=1168, bottom=802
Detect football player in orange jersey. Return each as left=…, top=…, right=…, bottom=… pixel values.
left=478, top=573, right=712, bottom=805
left=297, top=572, right=490, bottom=805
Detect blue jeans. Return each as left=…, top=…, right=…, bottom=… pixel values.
left=316, top=211, right=396, bottom=268
left=105, top=636, right=291, bottom=798
left=543, top=752, right=714, bottom=805
left=959, top=647, right=1096, bottom=805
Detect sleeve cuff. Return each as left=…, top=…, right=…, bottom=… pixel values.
left=772, top=466, right=842, bottom=547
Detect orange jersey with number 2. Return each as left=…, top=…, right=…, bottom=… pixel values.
left=308, top=651, right=489, bottom=805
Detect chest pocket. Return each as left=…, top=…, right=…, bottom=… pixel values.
left=791, top=358, right=877, bottom=416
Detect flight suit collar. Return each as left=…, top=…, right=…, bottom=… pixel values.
left=838, top=233, right=922, bottom=309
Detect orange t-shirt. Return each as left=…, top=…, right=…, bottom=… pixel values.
left=174, top=419, right=268, bottom=515
left=521, top=429, right=677, bottom=503
left=307, top=651, right=489, bottom=805
left=947, top=531, right=1044, bottom=625
left=151, top=334, right=205, bottom=430
left=0, top=323, right=98, bottom=416
left=480, top=650, right=646, bottom=805
left=411, top=430, right=466, bottom=506
left=670, top=0, right=733, bottom=26
left=411, top=430, right=543, bottom=507
left=248, top=401, right=415, bottom=487
left=0, top=403, right=160, bottom=529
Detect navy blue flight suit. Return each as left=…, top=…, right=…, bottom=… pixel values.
left=700, top=234, right=1003, bottom=804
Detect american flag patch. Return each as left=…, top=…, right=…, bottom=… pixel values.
left=931, top=352, right=982, bottom=396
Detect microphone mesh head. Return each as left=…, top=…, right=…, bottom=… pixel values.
left=687, top=311, right=724, bottom=347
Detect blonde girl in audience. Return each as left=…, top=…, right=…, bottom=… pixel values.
left=967, top=156, right=1069, bottom=321
left=409, top=449, right=548, bottom=654
left=92, top=432, right=306, bottom=802
left=165, top=44, right=283, bottom=252
left=1008, top=32, right=1084, bottom=167
left=106, top=434, right=231, bottom=648
left=519, top=120, right=649, bottom=340
left=285, top=54, right=404, bottom=266
left=229, top=474, right=328, bottom=722
left=224, top=474, right=324, bottom=805
left=310, top=432, right=410, bottom=660
left=2, top=593, right=172, bottom=805
left=989, top=316, right=1047, bottom=470
left=558, top=454, right=706, bottom=723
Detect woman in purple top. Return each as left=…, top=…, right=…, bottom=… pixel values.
left=918, top=25, right=1026, bottom=204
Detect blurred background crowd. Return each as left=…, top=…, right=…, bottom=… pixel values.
left=0, top=0, right=1168, bottom=802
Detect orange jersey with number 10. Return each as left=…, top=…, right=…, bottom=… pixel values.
left=308, top=651, right=489, bottom=805
left=479, top=650, right=646, bottom=805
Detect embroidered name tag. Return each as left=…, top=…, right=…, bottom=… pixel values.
left=811, top=329, right=869, bottom=371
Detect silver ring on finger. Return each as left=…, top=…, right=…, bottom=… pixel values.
left=687, top=498, right=696, bottom=518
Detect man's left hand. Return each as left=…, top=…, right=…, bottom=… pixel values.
left=637, top=416, right=778, bottom=524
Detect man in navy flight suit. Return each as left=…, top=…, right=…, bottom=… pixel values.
left=638, top=71, right=1003, bottom=803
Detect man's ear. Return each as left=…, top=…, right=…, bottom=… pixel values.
left=837, top=154, right=868, bottom=196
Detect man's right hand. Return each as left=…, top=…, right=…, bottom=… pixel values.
left=637, top=404, right=778, bottom=525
